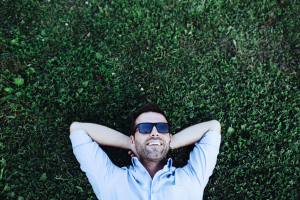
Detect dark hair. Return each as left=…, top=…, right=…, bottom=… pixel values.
left=130, top=103, right=171, bottom=137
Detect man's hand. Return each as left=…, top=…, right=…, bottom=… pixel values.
left=128, top=147, right=140, bottom=160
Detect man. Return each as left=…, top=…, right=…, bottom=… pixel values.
left=69, top=103, right=221, bottom=200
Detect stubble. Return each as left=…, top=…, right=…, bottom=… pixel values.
left=135, top=138, right=169, bottom=162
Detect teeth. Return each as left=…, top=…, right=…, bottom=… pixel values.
left=148, top=142, right=161, bottom=146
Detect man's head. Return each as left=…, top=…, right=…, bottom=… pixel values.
left=129, top=103, right=172, bottom=162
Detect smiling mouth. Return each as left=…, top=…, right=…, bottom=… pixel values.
left=147, top=144, right=162, bottom=147
left=146, top=141, right=163, bottom=146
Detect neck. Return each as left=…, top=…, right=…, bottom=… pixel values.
left=140, top=158, right=168, bottom=179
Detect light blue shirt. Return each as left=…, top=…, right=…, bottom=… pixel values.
left=70, top=129, right=221, bottom=200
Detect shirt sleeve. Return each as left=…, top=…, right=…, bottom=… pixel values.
left=185, top=130, right=221, bottom=189
left=69, top=129, right=123, bottom=197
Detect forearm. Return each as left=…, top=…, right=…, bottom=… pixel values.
left=171, top=120, right=221, bottom=150
left=70, top=122, right=132, bottom=150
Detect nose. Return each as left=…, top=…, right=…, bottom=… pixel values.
left=150, top=126, right=159, bottom=137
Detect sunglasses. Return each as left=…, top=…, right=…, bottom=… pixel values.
left=135, top=123, right=169, bottom=134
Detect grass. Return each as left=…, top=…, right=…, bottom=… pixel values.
left=0, top=0, right=299, bottom=199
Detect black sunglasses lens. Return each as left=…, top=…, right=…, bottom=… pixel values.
left=139, top=124, right=153, bottom=133
left=157, top=123, right=169, bottom=133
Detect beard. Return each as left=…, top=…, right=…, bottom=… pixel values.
left=135, top=138, right=169, bottom=162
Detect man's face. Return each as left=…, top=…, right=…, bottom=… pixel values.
left=130, top=112, right=172, bottom=162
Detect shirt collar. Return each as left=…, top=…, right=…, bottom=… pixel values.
left=167, top=158, right=172, bottom=168
left=131, top=157, right=173, bottom=170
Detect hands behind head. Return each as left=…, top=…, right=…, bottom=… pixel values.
left=128, top=147, right=139, bottom=160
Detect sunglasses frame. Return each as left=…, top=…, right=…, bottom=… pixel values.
left=134, top=123, right=169, bottom=134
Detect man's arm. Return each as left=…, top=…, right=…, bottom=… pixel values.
left=70, top=122, right=132, bottom=150
left=170, top=120, right=221, bottom=150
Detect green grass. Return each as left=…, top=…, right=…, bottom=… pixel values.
left=0, top=0, right=299, bottom=199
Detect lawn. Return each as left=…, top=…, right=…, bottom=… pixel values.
left=0, top=0, right=299, bottom=199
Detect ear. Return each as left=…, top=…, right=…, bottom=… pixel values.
left=130, top=135, right=135, bottom=148
left=169, top=134, right=172, bottom=146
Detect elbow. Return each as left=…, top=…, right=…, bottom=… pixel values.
left=214, top=120, right=221, bottom=126
left=210, top=120, right=221, bottom=134
left=70, top=122, right=78, bottom=135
